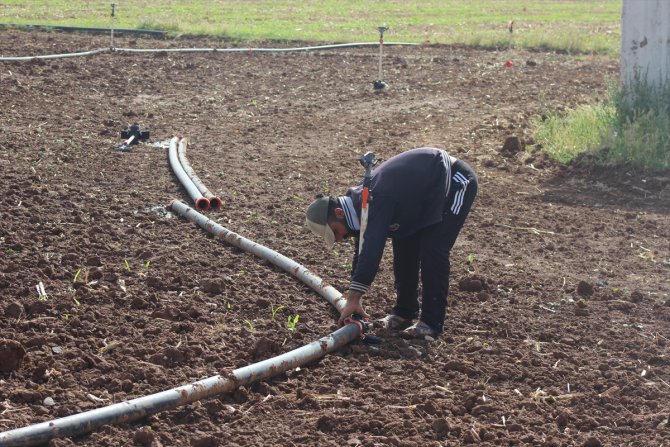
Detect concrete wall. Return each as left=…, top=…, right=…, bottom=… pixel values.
left=621, top=0, right=670, bottom=87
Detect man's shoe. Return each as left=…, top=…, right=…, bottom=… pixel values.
left=375, top=314, right=413, bottom=331
left=401, top=321, right=437, bottom=340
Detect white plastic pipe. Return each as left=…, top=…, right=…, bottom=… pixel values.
left=177, top=138, right=222, bottom=209
left=168, top=137, right=210, bottom=210
left=114, top=42, right=418, bottom=53
left=0, top=48, right=109, bottom=62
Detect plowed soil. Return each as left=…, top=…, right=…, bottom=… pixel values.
left=1, top=30, right=670, bottom=447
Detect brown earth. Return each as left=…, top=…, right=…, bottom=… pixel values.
left=1, top=30, right=670, bottom=447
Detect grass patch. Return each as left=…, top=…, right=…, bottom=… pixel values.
left=532, top=101, right=615, bottom=164
left=532, top=80, right=670, bottom=171
left=1, top=1, right=621, bottom=55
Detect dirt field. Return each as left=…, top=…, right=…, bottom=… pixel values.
left=1, top=30, right=669, bottom=447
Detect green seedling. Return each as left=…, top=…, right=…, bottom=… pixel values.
left=271, top=304, right=284, bottom=320
left=73, top=268, right=82, bottom=284
left=226, top=301, right=233, bottom=310
left=244, top=319, right=255, bottom=331
left=287, top=314, right=299, bottom=333
left=466, top=253, right=476, bottom=265
left=72, top=296, right=81, bottom=307
left=145, top=260, right=151, bottom=269
left=124, top=259, right=131, bottom=272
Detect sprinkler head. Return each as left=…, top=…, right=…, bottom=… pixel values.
left=120, top=123, right=150, bottom=143
left=373, top=80, right=388, bottom=90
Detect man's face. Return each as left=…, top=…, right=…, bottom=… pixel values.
left=328, top=220, right=351, bottom=243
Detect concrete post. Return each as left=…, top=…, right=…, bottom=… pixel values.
left=621, top=0, right=670, bottom=87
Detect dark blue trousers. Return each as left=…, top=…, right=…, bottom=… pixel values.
left=391, top=160, right=478, bottom=333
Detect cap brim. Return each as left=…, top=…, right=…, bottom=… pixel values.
left=324, top=224, right=336, bottom=249
left=306, top=219, right=336, bottom=250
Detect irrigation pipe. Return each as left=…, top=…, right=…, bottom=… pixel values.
left=0, top=41, right=418, bottom=62
left=0, top=200, right=356, bottom=447
left=167, top=199, right=346, bottom=310
left=114, top=42, right=418, bottom=53
left=177, top=138, right=222, bottom=209
left=0, top=48, right=109, bottom=62
left=168, top=136, right=210, bottom=210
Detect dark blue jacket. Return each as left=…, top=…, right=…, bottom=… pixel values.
left=345, top=148, right=454, bottom=293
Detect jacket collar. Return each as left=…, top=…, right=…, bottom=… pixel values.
left=337, top=196, right=360, bottom=231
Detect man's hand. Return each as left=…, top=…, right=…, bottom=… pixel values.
left=338, top=290, right=370, bottom=326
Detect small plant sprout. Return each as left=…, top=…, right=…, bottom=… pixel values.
left=226, top=301, right=233, bottom=310
left=287, top=314, right=299, bottom=333
left=72, top=296, right=81, bottom=307
left=73, top=268, right=82, bottom=284
left=145, top=260, right=151, bottom=269
left=36, top=282, right=47, bottom=301
left=124, top=259, right=131, bottom=272
left=244, top=319, right=255, bottom=331
left=271, top=304, right=285, bottom=320
left=466, top=253, right=476, bottom=265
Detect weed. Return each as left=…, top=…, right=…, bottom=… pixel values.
left=287, top=314, right=299, bottom=333
left=244, top=319, right=255, bottom=331
left=271, top=304, right=284, bottom=320
left=73, top=268, right=82, bottom=284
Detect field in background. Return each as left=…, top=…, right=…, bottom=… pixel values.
left=1, top=0, right=621, bottom=55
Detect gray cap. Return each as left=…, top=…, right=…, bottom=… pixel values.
left=305, top=196, right=336, bottom=249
